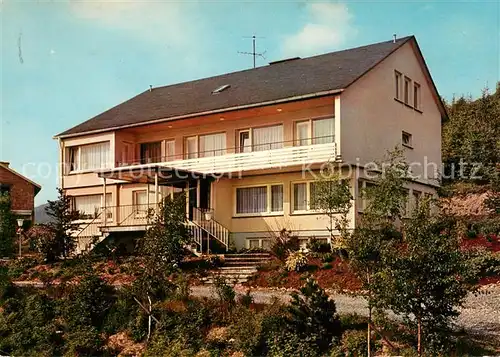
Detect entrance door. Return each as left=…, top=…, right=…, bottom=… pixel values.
left=199, top=179, right=211, bottom=210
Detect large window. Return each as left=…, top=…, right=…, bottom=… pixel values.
left=236, top=184, right=283, bottom=215
left=292, top=182, right=320, bottom=212
left=252, top=125, right=283, bottom=151
left=395, top=70, right=402, bottom=99
left=199, top=133, right=226, bottom=157
left=69, top=142, right=110, bottom=172
left=140, top=141, right=161, bottom=164
left=184, top=133, right=226, bottom=159
left=404, top=76, right=411, bottom=105
left=165, top=140, right=175, bottom=161
left=73, top=194, right=111, bottom=220
left=295, top=118, right=334, bottom=146
left=413, top=82, right=421, bottom=110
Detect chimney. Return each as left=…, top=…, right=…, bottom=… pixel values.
left=0, top=161, right=9, bottom=167
left=393, top=34, right=397, bottom=43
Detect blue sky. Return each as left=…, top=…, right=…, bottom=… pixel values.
left=1, top=0, right=499, bottom=205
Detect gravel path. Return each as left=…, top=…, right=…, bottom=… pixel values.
left=191, top=284, right=500, bottom=342
left=13, top=281, right=500, bottom=342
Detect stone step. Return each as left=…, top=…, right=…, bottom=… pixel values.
left=218, top=266, right=258, bottom=271
left=201, top=277, right=250, bottom=285
left=224, top=253, right=271, bottom=258
left=223, top=261, right=266, bottom=267
left=210, top=271, right=257, bottom=277
left=224, top=257, right=271, bottom=262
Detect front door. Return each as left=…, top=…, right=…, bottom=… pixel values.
left=199, top=179, right=211, bottom=210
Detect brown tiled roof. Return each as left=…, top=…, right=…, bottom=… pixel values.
left=56, top=36, right=414, bottom=138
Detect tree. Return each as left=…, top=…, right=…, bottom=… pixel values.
left=287, top=278, right=341, bottom=353
left=139, top=193, right=191, bottom=281
left=0, top=192, right=16, bottom=257
left=342, top=147, right=410, bottom=356
left=44, top=188, right=81, bottom=260
left=310, top=170, right=352, bottom=247
left=380, top=199, right=474, bottom=356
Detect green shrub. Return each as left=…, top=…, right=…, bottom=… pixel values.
left=340, top=330, right=368, bottom=357
left=229, top=307, right=263, bottom=355
left=213, top=276, right=235, bottom=306
left=237, top=289, right=253, bottom=308
left=288, top=278, right=341, bottom=353
left=285, top=250, right=308, bottom=271
left=322, top=262, right=333, bottom=270
left=7, top=256, right=40, bottom=279
left=322, top=252, right=335, bottom=263
left=307, top=237, right=331, bottom=253
left=270, top=229, right=300, bottom=261
left=64, top=326, right=103, bottom=357
left=267, top=330, right=319, bottom=357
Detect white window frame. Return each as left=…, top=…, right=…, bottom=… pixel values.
left=165, top=139, right=176, bottom=161
left=294, top=117, right=334, bottom=146
left=246, top=238, right=272, bottom=250
left=68, top=141, right=111, bottom=173
left=402, top=131, right=413, bottom=148
left=291, top=181, right=322, bottom=213
left=238, top=129, right=252, bottom=153
left=404, top=76, right=412, bottom=105
left=234, top=183, right=284, bottom=217
left=395, top=70, right=402, bottom=100
left=236, top=124, right=284, bottom=152
left=413, top=82, right=421, bottom=110
left=72, top=193, right=111, bottom=222
left=184, top=132, right=226, bottom=159
left=184, top=136, right=198, bottom=159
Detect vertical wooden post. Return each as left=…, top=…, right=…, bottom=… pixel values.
left=103, top=177, right=107, bottom=227
left=154, top=170, right=159, bottom=210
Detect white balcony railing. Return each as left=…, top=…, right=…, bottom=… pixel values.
left=159, top=142, right=337, bottom=174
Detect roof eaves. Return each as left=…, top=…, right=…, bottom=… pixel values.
left=0, top=163, right=42, bottom=195
left=54, top=88, right=344, bottom=139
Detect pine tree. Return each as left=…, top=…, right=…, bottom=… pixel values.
left=0, top=193, right=16, bottom=258
left=45, top=188, right=81, bottom=260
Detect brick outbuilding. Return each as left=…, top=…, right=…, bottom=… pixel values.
left=0, top=161, right=41, bottom=225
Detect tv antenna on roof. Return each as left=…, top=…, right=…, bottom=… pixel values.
left=238, top=35, right=266, bottom=69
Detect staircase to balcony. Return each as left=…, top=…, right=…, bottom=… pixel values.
left=190, top=207, right=230, bottom=254
left=75, top=205, right=230, bottom=256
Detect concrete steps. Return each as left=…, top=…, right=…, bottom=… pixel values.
left=201, top=252, right=272, bottom=285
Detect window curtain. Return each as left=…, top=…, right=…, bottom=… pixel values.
left=312, top=118, right=334, bottom=144
left=271, top=185, right=283, bottom=212
left=296, top=122, right=310, bottom=146
left=253, top=125, right=283, bottom=151
left=69, top=147, right=79, bottom=171
left=236, top=186, right=267, bottom=213
left=185, top=137, right=197, bottom=159
left=166, top=141, right=175, bottom=161
left=79, top=142, right=110, bottom=170
left=140, top=142, right=161, bottom=164
left=74, top=195, right=102, bottom=219
left=293, top=183, right=307, bottom=211
left=200, top=133, right=226, bottom=157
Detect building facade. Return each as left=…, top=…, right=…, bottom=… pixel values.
left=54, top=36, right=445, bottom=253
left=0, top=161, right=41, bottom=225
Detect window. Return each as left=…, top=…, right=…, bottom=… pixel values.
left=404, top=76, right=411, bottom=104
left=271, top=185, right=283, bottom=212
left=120, top=142, right=133, bottom=166
left=0, top=184, right=10, bottom=196
left=238, top=130, right=251, bottom=153
left=395, top=71, right=402, bottom=99
left=358, top=180, right=376, bottom=211
left=312, top=118, right=334, bottom=144
left=199, top=133, right=226, bottom=157
left=165, top=140, right=175, bottom=161
left=413, top=190, right=421, bottom=211
left=140, top=141, right=161, bottom=164
left=293, top=183, right=307, bottom=211
left=402, top=132, right=412, bottom=148
left=236, top=184, right=284, bottom=215
left=295, top=121, right=310, bottom=146
left=253, top=125, right=283, bottom=151
left=184, top=137, right=198, bottom=159
left=73, top=194, right=111, bottom=220
left=69, top=142, right=110, bottom=172
left=413, top=82, right=420, bottom=109
left=247, top=238, right=271, bottom=250
left=295, top=118, right=334, bottom=146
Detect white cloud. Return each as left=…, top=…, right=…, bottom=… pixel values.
left=69, top=1, right=198, bottom=47
left=282, top=3, right=356, bottom=57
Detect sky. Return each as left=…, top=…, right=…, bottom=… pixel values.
left=1, top=0, right=499, bottom=205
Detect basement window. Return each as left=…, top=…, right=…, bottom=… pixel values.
left=212, top=84, right=230, bottom=94
left=402, top=132, right=413, bottom=148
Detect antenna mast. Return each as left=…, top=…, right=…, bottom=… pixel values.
left=238, top=35, right=266, bottom=68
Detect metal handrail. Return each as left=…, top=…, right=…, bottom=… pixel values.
left=75, top=208, right=104, bottom=238
left=191, top=207, right=229, bottom=250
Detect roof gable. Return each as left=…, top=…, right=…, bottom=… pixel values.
left=0, top=163, right=42, bottom=196
left=56, top=36, right=414, bottom=138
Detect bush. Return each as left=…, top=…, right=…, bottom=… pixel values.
left=288, top=278, right=341, bottom=353
left=7, top=256, right=40, bottom=279
left=270, top=229, right=300, bottom=261
left=285, top=250, right=308, bottom=272
left=229, top=307, right=263, bottom=355
left=213, top=276, right=235, bottom=306
left=322, top=262, right=333, bottom=270
left=237, top=289, right=253, bottom=308
left=307, top=237, right=331, bottom=253
left=322, top=252, right=335, bottom=263
left=340, top=330, right=369, bottom=357
left=267, top=330, right=319, bottom=357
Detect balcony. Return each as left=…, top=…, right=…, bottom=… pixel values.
left=111, top=137, right=338, bottom=177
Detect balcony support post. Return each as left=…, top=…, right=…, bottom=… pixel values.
left=102, top=177, right=107, bottom=227
left=154, top=170, right=159, bottom=210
